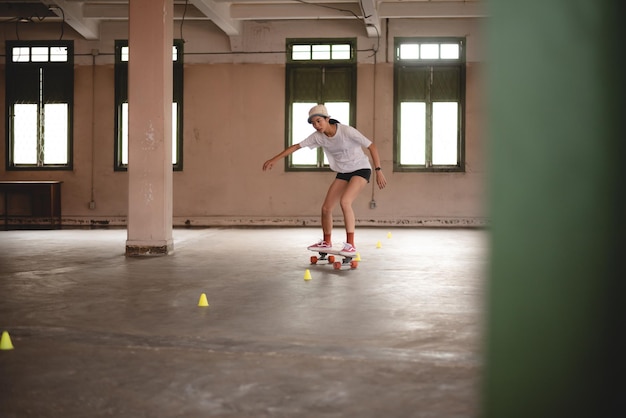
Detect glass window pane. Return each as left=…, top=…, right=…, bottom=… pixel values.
left=332, top=44, right=350, bottom=60
left=12, top=47, right=30, bottom=62
left=324, top=102, right=349, bottom=125
left=440, top=44, right=460, bottom=59
left=432, top=102, right=458, bottom=165
left=292, top=45, right=310, bottom=60
left=172, top=102, right=178, bottom=164
left=120, top=46, right=178, bottom=61
left=43, top=104, right=68, bottom=164
left=420, top=44, right=439, bottom=59
left=400, top=102, right=426, bottom=165
left=312, top=44, right=331, bottom=60
left=31, top=47, right=49, bottom=62
left=292, top=102, right=318, bottom=165
left=399, top=44, right=419, bottom=60
left=13, top=104, right=38, bottom=164
left=121, top=46, right=129, bottom=62
left=122, top=102, right=178, bottom=166
left=121, top=102, right=129, bottom=164
left=50, top=46, right=68, bottom=62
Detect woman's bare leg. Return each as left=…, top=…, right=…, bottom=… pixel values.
left=340, top=176, right=368, bottom=244
left=320, top=179, right=348, bottom=244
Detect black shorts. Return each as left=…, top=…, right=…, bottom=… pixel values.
left=336, top=168, right=372, bottom=183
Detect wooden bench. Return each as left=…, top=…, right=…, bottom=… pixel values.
left=0, top=181, right=62, bottom=230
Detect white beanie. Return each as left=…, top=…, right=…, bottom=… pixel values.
left=307, top=104, right=330, bottom=123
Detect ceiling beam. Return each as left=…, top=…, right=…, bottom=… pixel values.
left=228, top=2, right=484, bottom=22
left=190, top=0, right=241, bottom=36
left=47, top=0, right=99, bottom=40
left=82, top=4, right=208, bottom=20
left=359, top=0, right=380, bottom=38
left=379, top=1, right=486, bottom=19
left=230, top=3, right=360, bottom=20
left=35, top=0, right=487, bottom=42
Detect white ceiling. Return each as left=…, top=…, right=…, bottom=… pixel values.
left=0, top=0, right=484, bottom=40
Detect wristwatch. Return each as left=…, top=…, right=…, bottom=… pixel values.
left=375, top=167, right=382, bottom=171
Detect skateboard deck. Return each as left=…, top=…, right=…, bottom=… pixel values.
left=308, top=247, right=358, bottom=270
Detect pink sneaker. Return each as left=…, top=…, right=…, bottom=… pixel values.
left=307, top=240, right=332, bottom=251
left=339, top=242, right=356, bottom=257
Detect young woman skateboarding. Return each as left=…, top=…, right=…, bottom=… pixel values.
left=263, top=104, right=387, bottom=256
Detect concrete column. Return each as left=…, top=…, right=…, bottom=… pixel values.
left=483, top=0, right=625, bottom=416
left=125, top=0, right=174, bottom=256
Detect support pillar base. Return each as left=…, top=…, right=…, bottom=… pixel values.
left=125, top=242, right=173, bottom=256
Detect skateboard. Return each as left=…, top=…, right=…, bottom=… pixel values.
left=309, top=247, right=359, bottom=270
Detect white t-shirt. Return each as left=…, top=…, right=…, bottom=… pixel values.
left=298, top=124, right=372, bottom=173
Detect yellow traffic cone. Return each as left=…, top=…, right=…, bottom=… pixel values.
left=376, top=241, right=382, bottom=249
left=387, top=232, right=392, bottom=239
left=198, top=293, right=209, bottom=307
left=0, top=331, right=14, bottom=350
left=355, top=252, right=361, bottom=261
left=304, top=269, right=312, bottom=281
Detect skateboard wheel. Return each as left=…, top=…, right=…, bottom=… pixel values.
left=328, top=255, right=335, bottom=263
left=333, top=261, right=342, bottom=270
left=310, top=255, right=318, bottom=264
left=350, top=260, right=359, bottom=269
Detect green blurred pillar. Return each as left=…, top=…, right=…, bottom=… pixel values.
left=483, top=0, right=625, bottom=416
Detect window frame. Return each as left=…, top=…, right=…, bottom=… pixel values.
left=393, top=37, right=466, bottom=173
left=5, top=40, right=74, bottom=171
left=285, top=38, right=357, bottom=171
left=114, top=39, right=184, bottom=172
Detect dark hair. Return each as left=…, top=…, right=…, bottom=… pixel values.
left=329, top=118, right=340, bottom=124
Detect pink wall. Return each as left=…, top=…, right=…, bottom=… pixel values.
left=0, top=18, right=486, bottom=227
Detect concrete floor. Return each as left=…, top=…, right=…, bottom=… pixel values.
left=0, top=227, right=487, bottom=417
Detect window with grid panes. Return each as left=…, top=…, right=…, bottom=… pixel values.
left=394, top=38, right=465, bottom=172
left=285, top=39, right=356, bottom=170
left=5, top=41, right=74, bottom=170
left=114, top=40, right=184, bottom=171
